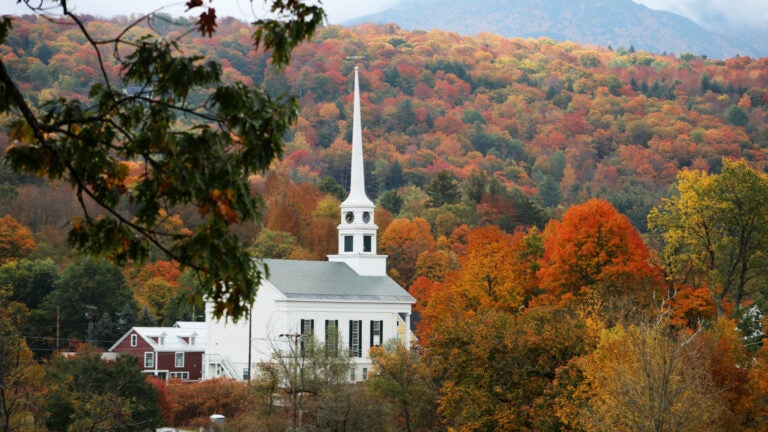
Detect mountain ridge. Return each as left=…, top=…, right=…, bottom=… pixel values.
left=345, top=0, right=764, bottom=59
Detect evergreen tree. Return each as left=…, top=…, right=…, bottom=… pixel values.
left=318, top=176, right=346, bottom=200
left=537, top=175, right=562, bottom=208
left=385, top=160, right=405, bottom=190
left=426, top=170, right=461, bottom=208
left=378, top=190, right=404, bottom=216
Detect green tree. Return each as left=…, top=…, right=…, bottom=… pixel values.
left=537, top=174, right=561, bottom=208
left=318, top=176, right=346, bottom=201
left=648, top=159, right=768, bottom=317
left=251, top=229, right=297, bottom=259
left=429, top=306, right=589, bottom=431
left=0, top=1, right=325, bottom=321
left=385, top=160, right=406, bottom=190
left=0, top=258, right=57, bottom=309
left=465, top=170, right=489, bottom=204
left=42, top=345, right=162, bottom=432
left=425, top=170, right=460, bottom=208
left=41, top=257, right=137, bottom=348
left=725, top=105, right=749, bottom=127
left=378, top=190, right=404, bottom=216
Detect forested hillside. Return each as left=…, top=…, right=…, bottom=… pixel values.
left=5, top=13, right=768, bottom=431
left=3, top=15, right=766, bottom=234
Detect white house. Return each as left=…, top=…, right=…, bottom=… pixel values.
left=204, top=67, right=415, bottom=382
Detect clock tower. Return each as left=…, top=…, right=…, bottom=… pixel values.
left=328, top=67, right=387, bottom=276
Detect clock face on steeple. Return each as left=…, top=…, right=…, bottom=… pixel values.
left=362, top=211, right=371, bottom=223
left=345, top=212, right=355, bottom=224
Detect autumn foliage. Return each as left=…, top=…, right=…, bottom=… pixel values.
left=0, top=215, right=35, bottom=264
left=537, top=199, right=659, bottom=305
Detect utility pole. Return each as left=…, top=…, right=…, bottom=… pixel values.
left=247, top=302, right=253, bottom=380
left=56, top=306, right=60, bottom=351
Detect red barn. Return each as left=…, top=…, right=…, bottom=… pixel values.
left=109, top=321, right=206, bottom=381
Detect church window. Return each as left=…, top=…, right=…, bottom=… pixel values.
left=370, top=320, right=383, bottom=347
left=363, top=235, right=372, bottom=252
left=344, top=236, right=353, bottom=252
left=349, top=320, right=362, bottom=357
left=325, top=320, right=339, bottom=357
left=300, top=319, right=314, bottom=355
left=362, top=211, right=371, bottom=223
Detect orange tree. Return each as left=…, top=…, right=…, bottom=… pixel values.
left=417, top=225, right=588, bottom=430
left=379, top=217, right=436, bottom=287
left=0, top=215, right=35, bottom=264
left=536, top=199, right=660, bottom=322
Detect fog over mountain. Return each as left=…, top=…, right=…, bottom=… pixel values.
left=346, top=0, right=766, bottom=59
left=6, top=0, right=765, bottom=58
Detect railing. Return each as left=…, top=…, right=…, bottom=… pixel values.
left=205, top=353, right=241, bottom=380
left=220, top=355, right=240, bottom=380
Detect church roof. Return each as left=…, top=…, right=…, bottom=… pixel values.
left=262, top=259, right=414, bottom=303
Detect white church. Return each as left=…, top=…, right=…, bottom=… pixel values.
left=203, top=68, right=415, bottom=382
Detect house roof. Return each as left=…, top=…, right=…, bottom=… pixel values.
left=109, top=322, right=206, bottom=352
left=262, top=259, right=415, bottom=303
left=173, top=321, right=207, bottom=330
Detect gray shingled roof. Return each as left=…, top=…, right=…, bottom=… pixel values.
left=261, top=259, right=414, bottom=303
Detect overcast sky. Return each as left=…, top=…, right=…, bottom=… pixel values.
left=4, top=0, right=767, bottom=29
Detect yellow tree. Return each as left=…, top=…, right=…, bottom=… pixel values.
left=368, top=340, right=440, bottom=432
left=0, top=289, right=43, bottom=432
left=648, top=159, right=768, bottom=317
left=454, top=225, right=537, bottom=312
left=563, top=324, right=725, bottom=432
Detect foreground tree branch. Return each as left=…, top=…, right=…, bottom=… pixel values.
left=0, top=1, right=325, bottom=320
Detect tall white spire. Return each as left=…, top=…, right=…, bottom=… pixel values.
left=329, top=66, right=387, bottom=276
left=343, top=67, right=374, bottom=207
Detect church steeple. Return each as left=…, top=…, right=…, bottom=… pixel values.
left=343, top=67, right=375, bottom=208
left=328, top=67, right=387, bottom=276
